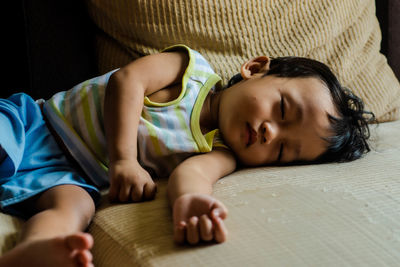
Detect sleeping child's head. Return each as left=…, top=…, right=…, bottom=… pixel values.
left=215, top=56, right=374, bottom=166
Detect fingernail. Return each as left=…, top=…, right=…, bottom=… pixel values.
left=213, top=209, right=220, bottom=217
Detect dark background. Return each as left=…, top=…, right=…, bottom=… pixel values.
left=4, top=0, right=98, bottom=99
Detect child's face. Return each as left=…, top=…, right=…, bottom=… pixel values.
left=218, top=73, right=337, bottom=166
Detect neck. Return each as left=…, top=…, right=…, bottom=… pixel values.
left=200, top=91, right=221, bottom=133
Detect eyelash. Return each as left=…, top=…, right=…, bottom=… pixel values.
left=278, top=95, right=285, bottom=162
left=277, top=143, right=283, bottom=162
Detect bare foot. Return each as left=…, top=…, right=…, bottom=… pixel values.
left=0, top=232, right=94, bottom=267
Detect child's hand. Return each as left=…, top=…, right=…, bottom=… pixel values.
left=172, top=193, right=228, bottom=245
left=108, top=159, right=157, bottom=202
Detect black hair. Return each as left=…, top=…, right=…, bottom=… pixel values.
left=227, top=56, right=375, bottom=163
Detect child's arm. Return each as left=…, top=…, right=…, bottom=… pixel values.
left=168, top=148, right=237, bottom=244
left=104, top=51, right=188, bottom=202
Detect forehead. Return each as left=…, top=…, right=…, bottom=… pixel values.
left=281, top=77, right=337, bottom=161
left=273, top=75, right=328, bottom=94
left=277, top=76, right=336, bottom=114
left=291, top=77, right=331, bottom=102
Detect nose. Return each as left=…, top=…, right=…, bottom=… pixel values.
left=261, top=121, right=279, bottom=145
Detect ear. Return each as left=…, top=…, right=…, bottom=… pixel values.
left=240, top=56, right=271, bottom=80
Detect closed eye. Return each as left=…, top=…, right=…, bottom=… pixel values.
left=277, top=143, right=283, bottom=162
left=280, top=95, right=285, bottom=119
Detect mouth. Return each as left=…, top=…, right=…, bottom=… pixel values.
left=246, top=122, right=258, bottom=147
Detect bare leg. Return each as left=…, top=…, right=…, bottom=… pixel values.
left=0, top=185, right=96, bottom=267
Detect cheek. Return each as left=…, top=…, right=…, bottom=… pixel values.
left=237, top=96, right=259, bottom=117
left=247, top=95, right=260, bottom=108
left=218, top=115, right=240, bottom=150
left=237, top=145, right=274, bottom=166
left=246, top=96, right=271, bottom=119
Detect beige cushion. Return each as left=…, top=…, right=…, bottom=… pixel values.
left=87, top=0, right=400, bottom=121
left=2, top=120, right=400, bottom=265
left=87, top=120, right=400, bottom=266
left=0, top=213, right=23, bottom=255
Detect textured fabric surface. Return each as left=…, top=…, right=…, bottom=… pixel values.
left=0, top=213, right=22, bottom=255
left=86, top=0, right=400, bottom=122
left=90, top=120, right=400, bottom=266
left=1, top=120, right=400, bottom=265
left=88, top=120, right=400, bottom=266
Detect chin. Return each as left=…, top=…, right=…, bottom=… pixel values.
left=237, top=155, right=258, bottom=167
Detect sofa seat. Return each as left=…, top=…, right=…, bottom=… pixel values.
left=5, top=120, right=398, bottom=266
left=84, top=120, right=400, bottom=266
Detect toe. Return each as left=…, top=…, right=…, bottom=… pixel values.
left=66, top=233, right=94, bottom=250
left=76, top=250, right=93, bottom=266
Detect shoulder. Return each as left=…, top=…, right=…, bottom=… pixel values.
left=162, top=45, right=217, bottom=78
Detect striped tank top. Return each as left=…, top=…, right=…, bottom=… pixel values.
left=43, top=45, right=226, bottom=187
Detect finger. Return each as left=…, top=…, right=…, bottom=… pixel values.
left=211, top=202, right=228, bottom=220
left=108, top=180, right=120, bottom=202
left=118, top=182, right=131, bottom=202
left=131, top=184, right=144, bottom=202
left=199, top=214, right=213, bottom=241
left=173, top=221, right=186, bottom=244
left=213, top=216, right=228, bottom=243
left=187, top=216, right=200, bottom=245
left=143, top=182, right=157, bottom=200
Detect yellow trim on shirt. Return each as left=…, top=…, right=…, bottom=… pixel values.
left=190, top=73, right=222, bottom=152
left=144, top=44, right=195, bottom=107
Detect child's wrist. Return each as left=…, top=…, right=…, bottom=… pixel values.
left=171, top=193, right=195, bottom=209
left=109, top=157, right=139, bottom=165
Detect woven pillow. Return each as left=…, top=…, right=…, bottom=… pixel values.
left=87, top=0, right=400, bottom=122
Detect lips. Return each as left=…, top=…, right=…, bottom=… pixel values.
left=246, top=123, right=258, bottom=147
